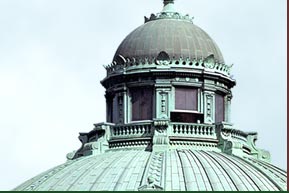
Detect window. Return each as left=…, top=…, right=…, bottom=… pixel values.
left=215, top=93, right=225, bottom=123
left=172, top=87, right=202, bottom=123
left=171, top=112, right=203, bottom=123
left=175, top=87, right=198, bottom=111
left=131, top=87, right=153, bottom=121
left=112, top=95, right=119, bottom=123
left=106, top=97, right=113, bottom=123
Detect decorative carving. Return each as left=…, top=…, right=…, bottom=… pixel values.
left=114, top=54, right=126, bottom=65
left=144, top=9, right=194, bottom=23
left=204, top=54, right=215, bottom=69
left=169, top=140, right=218, bottom=149
left=66, top=151, right=76, bottom=160
left=156, top=51, right=170, bottom=66
left=109, top=140, right=151, bottom=149
left=215, top=122, right=271, bottom=161
left=159, top=90, right=168, bottom=118
left=69, top=123, right=112, bottom=159
left=104, top=58, right=233, bottom=77
left=138, top=152, right=165, bottom=191
left=205, top=93, right=213, bottom=123
left=153, top=119, right=170, bottom=148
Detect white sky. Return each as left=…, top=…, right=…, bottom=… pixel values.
left=0, top=0, right=286, bottom=190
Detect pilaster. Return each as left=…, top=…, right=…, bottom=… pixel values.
left=225, top=95, right=232, bottom=123
left=155, top=80, right=172, bottom=119
left=203, top=91, right=215, bottom=124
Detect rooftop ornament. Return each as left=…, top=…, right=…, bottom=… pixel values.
left=13, top=0, right=287, bottom=191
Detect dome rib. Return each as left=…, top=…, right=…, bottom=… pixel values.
left=14, top=150, right=287, bottom=191
left=241, top=157, right=285, bottom=191
left=199, top=151, right=237, bottom=190
left=220, top=153, right=277, bottom=191
left=186, top=150, right=214, bottom=191
left=206, top=151, right=251, bottom=191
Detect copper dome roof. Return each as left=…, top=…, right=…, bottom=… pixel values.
left=113, top=19, right=225, bottom=64
left=14, top=149, right=287, bottom=191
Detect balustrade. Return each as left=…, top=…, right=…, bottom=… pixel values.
left=111, top=122, right=153, bottom=139
left=170, top=123, right=216, bottom=138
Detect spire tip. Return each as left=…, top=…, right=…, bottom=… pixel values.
left=163, top=0, right=174, bottom=6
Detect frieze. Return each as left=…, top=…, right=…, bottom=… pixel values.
left=104, top=56, right=232, bottom=77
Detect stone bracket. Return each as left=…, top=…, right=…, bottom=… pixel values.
left=67, top=122, right=113, bottom=160
left=215, top=122, right=271, bottom=162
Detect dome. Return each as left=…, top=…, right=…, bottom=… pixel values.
left=14, top=1, right=287, bottom=191
left=113, top=19, right=225, bottom=64
left=14, top=149, right=287, bottom=191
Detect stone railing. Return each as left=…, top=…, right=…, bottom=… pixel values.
left=104, top=58, right=232, bottom=77
left=170, top=122, right=216, bottom=139
left=110, top=121, right=153, bottom=139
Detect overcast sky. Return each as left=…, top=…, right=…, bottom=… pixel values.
left=0, top=0, right=286, bottom=190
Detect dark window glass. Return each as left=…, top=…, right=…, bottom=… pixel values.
left=112, top=95, right=119, bottom=123
left=175, top=87, right=198, bottom=111
left=171, top=112, right=204, bottom=123
left=215, top=94, right=225, bottom=123
left=131, top=87, right=153, bottom=121
left=106, top=97, right=113, bottom=123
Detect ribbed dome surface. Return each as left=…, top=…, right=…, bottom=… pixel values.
left=113, top=19, right=225, bottom=64
left=14, top=149, right=287, bottom=191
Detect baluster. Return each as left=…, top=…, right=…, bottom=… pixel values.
left=134, top=126, right=137, bottom=134
left=126, top=126, right=129, bottom=135
left=177, top=125, right=181, bottom=134
left=205, top=127, right=209, bottom=135
left=173, top=125, right=176, bottom=133
left=198, top=126, right=201, bottom=135
left=124, top=127, right=127, bottom=135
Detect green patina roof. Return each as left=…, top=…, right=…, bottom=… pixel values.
left=113, top=19, right=224, bottom=64
left=14, top=0, right=287, bottom=191
left=14, top=149, right=287, bottom=191
left=113, top=0, right=224, bottom=65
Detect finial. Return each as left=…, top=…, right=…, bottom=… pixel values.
left=162, top=0, right=176, bottom=13
left=163, top=0, right=174, bottom=6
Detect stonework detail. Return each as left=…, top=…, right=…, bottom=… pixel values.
left=204, top=92, right=214, bottom=123
left=138, top=152, right=165, bottom=191
left=14, top=0, right=287, bottom=191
